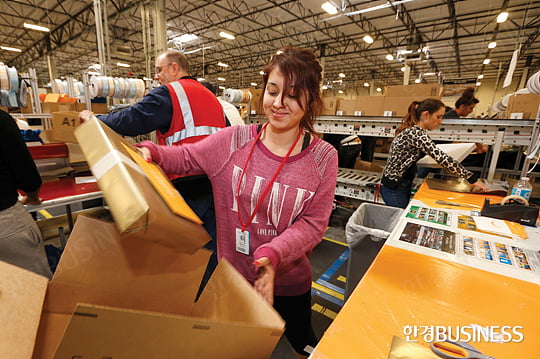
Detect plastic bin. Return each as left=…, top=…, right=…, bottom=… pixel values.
left=344, top=202, right=403, bottom=299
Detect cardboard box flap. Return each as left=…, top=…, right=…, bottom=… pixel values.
left=0, top=261, right=48, bottom=359
left=48, top=215, right=209, bottom=314
left=192, top=259, right=285, bottom=328
left=52, top=303, right=283, bottom=359
left=75, top=117, right=209, bottom=253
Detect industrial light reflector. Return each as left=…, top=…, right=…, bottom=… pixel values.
left=363, top=35, right=374, bottom=44
left=217, top=77, right=226, bottom=81
left=1, top=46, right=22, bottom=52
left=483, top=59, right=491, bottom=65
left=338, top=73, right=346, bottom=78
left=219, top=31, right=235, bottom=40
left=116, top=62, right=130, bottom=67
left=363, top=82, right=370, bottom=87
left=497, top=12, right=508, bottom=23
left=321, top=2, right=338, bottom=15
left=488, top=41, right=497, bottom=49
left=24, top=23, right=50, bottom=32
left=386, top=54, right=394, bottom=61
left=217, top=62, right=229, bottom=67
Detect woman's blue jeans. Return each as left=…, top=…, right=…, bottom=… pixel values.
left=380, top=184, right=411, bottom=209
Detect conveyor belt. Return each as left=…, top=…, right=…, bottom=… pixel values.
left=335, top=168, right=383, bottom=202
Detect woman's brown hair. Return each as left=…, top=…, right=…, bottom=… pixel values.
left=259, top=46, right=323, bottom=133
left=395, top=98, right=445, bottom=135
left=455, top=87, right=479, bottom=108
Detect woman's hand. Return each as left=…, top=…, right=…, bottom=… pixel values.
left=253, top=257, right=275, bottom=305
left=137, top=146, right=153, bottom=163
left=78, top=110, right=95, bottom=123
left=470, top=179, right=489, bottom=193
left=21, top=190, right=42, bottom=205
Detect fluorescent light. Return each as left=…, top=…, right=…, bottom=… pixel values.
left=218, top=86, right=226, bottom=90
left=88, top=71, right=102, bottom=76
left=217, top=62, right=229, bottom=67
left=476, top=82, right=482, bottom=86
left=116, top=62, right=131, bottom=68
left=488, top=41, right=497, bottom=49
left=386, top=54, right=394, bottom=61
left=276, top=50, right=283, bottom=55
left=363, top=82, right=370, bottom=87
left=414, top=78, right=421, bottom=83
left=259, top=71, right=265, bottom=75
left=173, top=34, right=198, bottom=43
left=338, top=73, right=346, bottom=78
left=376, top=87, right=382, bottom=92
left=1, top=46, right=22, bottom=52
left=338, top=90, right=344, bottom=94
left=250, top=82, right=257, bottom=86
left=401, top=66, right=407, bottom=72
left=483, top=58, right=491, bottom=65
left=423, top=72, right=436, bottom=76
left=322, top=85, right=328, bottom=90
left=197, top=78, right=206, bottom=81
left=24, top=22, right=50, bottom=32
left=363, top=35, right=374, bottom=44
left=219, top=31, right=235, bottom=40
left=497, top=11, right=509, bottom=23
left=477, top=74, right=484, bottom=79
left=217, top=77, right=226, bottom=81
left=322, top=2, right=338, bottom=15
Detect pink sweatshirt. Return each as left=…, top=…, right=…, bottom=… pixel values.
left=141, top=124, right=338, bottom=296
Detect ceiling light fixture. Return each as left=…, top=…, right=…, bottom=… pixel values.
left=338, top=90, right=344, bottom=94
left=1, top=46, right=22, bottom=52
left=376, top=87, right=382, bottom=92
left=322, top=85, right=328, bottom=90
left=259, top=71, right=265, bottom=75
left=338, top=73, right=346, bottom=78
left=497, top=11, right=509, bottom=23
left=250, top=82, right=257, bottom=86
left=483, top=59, right=491, bottom=65
left=219, top=31, right=235, bottom=40
left=173, top=34, right=198, bottom=43
left=321, top=1, right=338, bottom=15
left=217, top=62, right=229, bottom=67
left=363, top=35, right=374, bottom=44
left=401, top=66, right=407, bottom=72
left=23, top=22, right=50, bottom=32
left=488, top=41, right=497, bottom=49
left=386, top=54, right=394, bottom=61
left=476, top=82, right=482, bottom=86
left=217, top=77, right=226, bottom=81
left=116, top=62, right=131, bottom=68
left=414, top=78, right=421, bottom=83
left=477, top=74, right=484, bottom=79
left=197, top=78, right=206, bottom=81
left=218, top=86, right=226, bottom=90
left=364, top=82, right=370, bottom=87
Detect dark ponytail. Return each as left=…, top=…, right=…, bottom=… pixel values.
left=396, top=98, right=445, bottom=135
left=455, top=87, right=479, bottom=108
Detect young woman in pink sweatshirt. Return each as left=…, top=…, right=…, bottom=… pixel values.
left=138, top=46, right=338, bottom=358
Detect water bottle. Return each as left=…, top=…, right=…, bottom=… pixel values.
left=511, top=177, right=533, bottom=201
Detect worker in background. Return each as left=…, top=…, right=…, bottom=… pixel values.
left=79, top=50, right=226, bottom=295
left=0, top=110, right=52, bottom=278
left=381, top=99, right=488, bottom=208
left=200, top=81, right=245, bottom=126
left=136, top=46, right=338, bottom=358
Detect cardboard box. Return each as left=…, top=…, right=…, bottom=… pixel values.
left=321, top=97, right=342, bottom=115
left=385, top=84, right=443, bottom=98
left=352, top=96, right=385, bottom=116
left=3, top=214, right=284, bottom=359
left=354, top=159, right=383, bottom=172
left=74, top=117, right=209, bottom=252
left=91, top=102, right=108, bottom=114
left=47, top=111, right=83, bottom=143
left=336, top=99, right=361, bottom=115
left=246, top=89, right=263, bottom=115
left=505, top=94, right=540, bottom=119
left=382, top=97, right=430, bottom=117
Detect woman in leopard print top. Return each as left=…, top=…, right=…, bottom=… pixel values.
left=380, top=98, right=489, bottom=208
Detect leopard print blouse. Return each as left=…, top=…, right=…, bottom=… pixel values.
left=381, top=125, right=476, bottom=188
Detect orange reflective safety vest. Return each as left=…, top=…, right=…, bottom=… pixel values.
left=157, top=79, right=226, bottom=147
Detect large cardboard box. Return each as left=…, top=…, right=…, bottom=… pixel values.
left=336, top=99, right=363, bottom=116
left=246, top=88, right=263, bottom=115
left=385, top=84, right=443, bottom=98
left=382, top=96, right=432, bottom=117
left=91, top=102, right=109, bottom=114
left=42, top=103, right=86, bottom=114
left=47, top=111, right=83, bottom=143
left=505, top=94, right=540, bottom=119
left=353, top=96, right=385, bottom=116
left=2, top=214, right=284, bottom=359
left=321, top=96, right=342, bottom=115
left=74, top=117, right=208, bottom=252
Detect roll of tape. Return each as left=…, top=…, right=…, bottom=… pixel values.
left=18, top=79, right=28, bottom=107
left=0, top=65, right=9, bottom=91
left=107, top=77, right=115, bottom=97
left=135, top=79, right=145, bottom=98
left=500, top=194, right=529, bottom=206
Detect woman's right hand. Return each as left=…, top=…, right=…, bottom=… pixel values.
left=137, top=146, right=153, bottom=163
left=470, top=179, right=489, bottom=193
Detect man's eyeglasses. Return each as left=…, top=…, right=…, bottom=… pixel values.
left=155, top=63, right=173, bottom=74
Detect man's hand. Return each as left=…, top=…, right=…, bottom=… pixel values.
left=78, top=110, right=95, bottom=123
left=21, top=190, right=42, bottom=205
left=253, top=257, right=275, bottom=305
left=470, top=179, right=489, bottom=193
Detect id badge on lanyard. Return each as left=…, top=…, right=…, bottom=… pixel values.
left=235, top=228, right=250, bottom=255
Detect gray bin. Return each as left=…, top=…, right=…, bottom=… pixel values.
left=344, top=203, right=403, bottom=299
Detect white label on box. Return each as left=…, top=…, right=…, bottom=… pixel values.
left=250, top=110, right=256, bottom=115
left=383, top=111, right=394, bottom=117
left=510, top=112, right=524, bottom=119
left=353, top=111, right=363, bottom=116
left=335, top=110, right=343, bottom=116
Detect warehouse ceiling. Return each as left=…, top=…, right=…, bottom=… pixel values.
left=1, top=0, right=539, bottom=92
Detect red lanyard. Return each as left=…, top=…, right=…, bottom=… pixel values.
left=236, top=123, right=303, bottom=232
